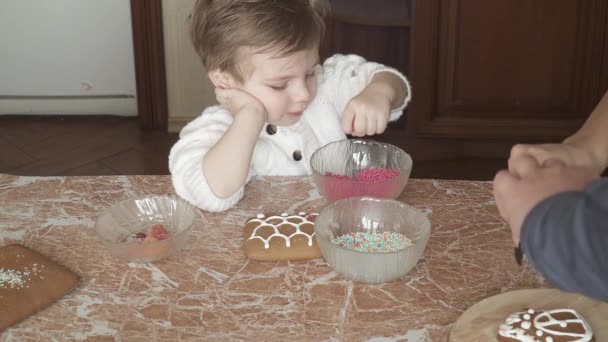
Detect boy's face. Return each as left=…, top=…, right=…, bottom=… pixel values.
left=237, top=47, right=319, bottom=127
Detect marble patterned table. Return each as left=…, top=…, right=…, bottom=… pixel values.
left=0, top=174, right=548, bottom=341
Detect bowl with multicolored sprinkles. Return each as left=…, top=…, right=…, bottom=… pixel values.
left=314, top=197, right=430, bottom=284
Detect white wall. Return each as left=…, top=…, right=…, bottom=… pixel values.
left=0, top=0, right=137, bottom=115
left=162, top=0, right=216, bottom=132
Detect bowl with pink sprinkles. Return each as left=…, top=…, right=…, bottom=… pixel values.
left=314, top=197, right=430, bottom=284
left=310, top=139, right=412, bottom=201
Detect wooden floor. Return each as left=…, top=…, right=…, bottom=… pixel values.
left=0, top=115, right=178, bottom=176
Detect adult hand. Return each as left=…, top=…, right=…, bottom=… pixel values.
left=493, top=164, right=599, bottom=245
left=509, top=141, right=604, bottom=175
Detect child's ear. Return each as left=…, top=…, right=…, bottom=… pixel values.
left=208, top=69, right=234, bottom=89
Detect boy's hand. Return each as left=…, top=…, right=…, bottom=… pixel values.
left=341, top=83, right=392, bottom=137
left=493, top=160, right=598, bottom=245
left=215, top=87, right=268, bottom=123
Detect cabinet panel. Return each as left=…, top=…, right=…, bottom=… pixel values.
left=410, top=0, right=608, bottom=139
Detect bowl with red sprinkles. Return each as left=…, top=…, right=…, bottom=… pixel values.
left=310, top=139, right=412, bottom=201
left=314, top=197, right=430, bottom=284
left=95, top=195, right=197, bottom=263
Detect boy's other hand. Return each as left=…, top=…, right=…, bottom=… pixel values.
left=341, top=83, right=392, bottom=137
left=215, top=87, right=268, bottom=123
left=493, top=163, right=598, bottom=245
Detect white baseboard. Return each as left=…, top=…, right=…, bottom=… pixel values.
left=0, top=96, right=137, bottom=116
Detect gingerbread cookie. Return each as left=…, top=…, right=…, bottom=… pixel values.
left=244, top=212, right=321, bottom=261
left=498, top=308, right=594, bottom=342
left=0, top=244, right=80, bottom=331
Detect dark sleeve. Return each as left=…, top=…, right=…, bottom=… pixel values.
left=521, top=178, right=608, bottom=301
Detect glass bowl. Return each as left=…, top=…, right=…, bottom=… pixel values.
left=314, top=197, right=430, bottom=284
left=310, top=139, right=412, bottom=201
left=95, top=195, right=197, bottom=263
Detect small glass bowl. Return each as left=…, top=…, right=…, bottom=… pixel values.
left=314, top=197, right=430, bottom=284
left=310, top=139, right=413, bottom=201
left=95, top=195, right=197, bottom=263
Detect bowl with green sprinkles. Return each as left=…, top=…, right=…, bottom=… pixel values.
left=314, top=197, right=431, bottom=284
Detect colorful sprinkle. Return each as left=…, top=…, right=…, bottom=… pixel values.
left=331, top=231, right=413, bottom=253
left=0, top=265, right=45, bottom=289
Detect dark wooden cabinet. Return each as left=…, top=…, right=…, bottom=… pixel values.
left=321, top=0, right=608, bottom=179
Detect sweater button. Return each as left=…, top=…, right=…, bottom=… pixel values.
left=266, top=124, right=277, bottom=135
left=292, top=150, right=302, bottom=161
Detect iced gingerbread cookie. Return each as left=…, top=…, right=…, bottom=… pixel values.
left=244, top=212, right=321, bottom=261
left=498, top=308, right=594, bottom=342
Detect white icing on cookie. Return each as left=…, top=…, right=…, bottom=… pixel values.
left=534, top=309, right=593, bottom=341
left=498, top=308, right=594, bottom=342
left=246, top=213, right=318, bottom=249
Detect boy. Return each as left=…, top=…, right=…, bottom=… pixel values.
left=169, top=0, right=411, bottom=212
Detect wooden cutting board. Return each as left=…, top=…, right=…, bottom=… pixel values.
left=450, top=288, right=608, bottom=341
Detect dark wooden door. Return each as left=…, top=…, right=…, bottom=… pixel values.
left=321, top=0, right=608, bottom=179
left=131, top=0, right=168, bottom=130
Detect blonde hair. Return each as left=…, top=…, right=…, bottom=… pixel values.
left=190, top=0, right=330, bottom=82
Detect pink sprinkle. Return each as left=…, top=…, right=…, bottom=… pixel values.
left=124, top=224, right=171, bottom=243
left=322, top=168, right=401, bottom=200
left=149, top=224, right=169, bottom=240
left=324, top=168, right=400, bottom=183
left=324, top=172, right=351, bottom=180
left=354, top=168, right=400, bottom=182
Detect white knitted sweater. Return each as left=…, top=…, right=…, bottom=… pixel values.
left=169, top=54, right=411, bottom=212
